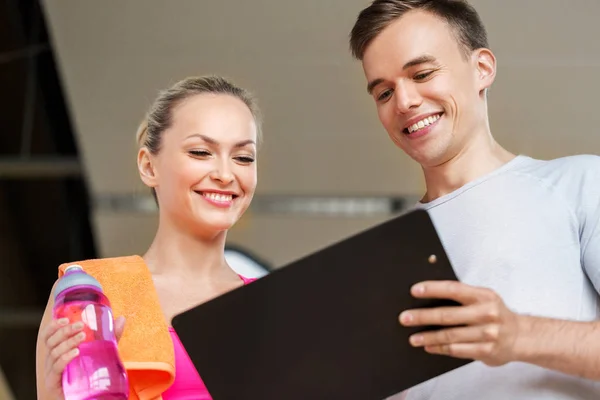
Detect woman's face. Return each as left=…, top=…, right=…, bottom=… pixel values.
left=139, top=93, right=258, bottom=236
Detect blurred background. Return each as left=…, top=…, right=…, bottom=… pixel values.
left=1, top=0, right=599, bottom=398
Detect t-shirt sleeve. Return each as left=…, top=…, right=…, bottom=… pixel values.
left=580, top=156, right=600, bottom=293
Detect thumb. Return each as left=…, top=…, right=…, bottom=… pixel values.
left=114, top=316, right=126, bottom=342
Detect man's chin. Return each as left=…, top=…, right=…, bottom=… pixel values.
left=406, top=148, right=451, bottom=169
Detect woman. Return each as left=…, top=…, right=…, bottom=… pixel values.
left=35, top=75, right=262, bottom=399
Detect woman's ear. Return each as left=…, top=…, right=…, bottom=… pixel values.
left=137, top=147, right=158, bottom=188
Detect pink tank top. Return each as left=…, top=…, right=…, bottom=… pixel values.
left=162, top=275, right=256, bottom=400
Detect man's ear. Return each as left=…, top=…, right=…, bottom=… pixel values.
left=473, top=48, right=496, bottom=96
left=137, top=147, right=158, bottom=188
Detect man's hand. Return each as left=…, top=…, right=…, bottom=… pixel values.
left=399, top=281, right=522, bottom=367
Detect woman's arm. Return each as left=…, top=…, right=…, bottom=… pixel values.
left=36, top=281, right=57, bottom=400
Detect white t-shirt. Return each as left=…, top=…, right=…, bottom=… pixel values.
left=395, top=154, right=600, bottom=400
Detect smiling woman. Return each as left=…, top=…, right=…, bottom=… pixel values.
left=136, top=78, right=260, bottom=236
left=36, top=76, right=264, bottom=400
left=137, top=77, right=261, bottom=206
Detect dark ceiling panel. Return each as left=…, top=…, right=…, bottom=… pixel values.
left=0, top=0, right=96, bottom=398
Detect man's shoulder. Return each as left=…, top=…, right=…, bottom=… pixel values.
left=509, top=155, right=600, bottom=214
left=544, top=154, right=600, bottom=172
left=512, top=154, right=600, bottom=183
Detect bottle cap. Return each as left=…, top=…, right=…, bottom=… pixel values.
left=53, top=264, right=103, bottom=300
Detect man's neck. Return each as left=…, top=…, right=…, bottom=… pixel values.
left=421, top=136, right=516, bottom=203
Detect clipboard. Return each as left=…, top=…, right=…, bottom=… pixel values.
left=171, top=209, right=471, bottom=399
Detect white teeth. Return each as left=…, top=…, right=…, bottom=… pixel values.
left=203, top=192, right=233, bottom=202
left=407, top=114, right=441, bottom=133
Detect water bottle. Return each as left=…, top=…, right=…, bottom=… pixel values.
left=53, top=264, right=129, bottom=400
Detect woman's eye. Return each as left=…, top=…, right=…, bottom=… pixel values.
left=235, top=156, right=255, bottom=163
left=189, top=150, right=211, bottom=157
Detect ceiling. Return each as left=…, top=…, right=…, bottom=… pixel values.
left=39, top=0, right=600, bottom=267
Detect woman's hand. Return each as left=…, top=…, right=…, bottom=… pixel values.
left=40, top=316, right=126, bottom=400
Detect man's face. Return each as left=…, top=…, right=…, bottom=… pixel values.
left=362, top=10, right=494, bottom=167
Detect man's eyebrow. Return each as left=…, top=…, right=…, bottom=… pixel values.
left=402, top=54, right=437, bottom=70
left=367, top=78, right=384, bottom=94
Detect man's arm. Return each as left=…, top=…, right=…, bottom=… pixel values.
left=515, top=157, right=600, bottom=379
left=515, top=315, right=600, bottom=380
left=399, top=281, right=600, bottom=380
left=521, top=158, right=600, bottom=379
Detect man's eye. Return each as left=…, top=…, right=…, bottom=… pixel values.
left=377, top=89, right=393, bottom=101
left=414, top=71, right=434, bottom=80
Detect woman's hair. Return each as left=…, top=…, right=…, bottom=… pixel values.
left=136, top=75, right=262, bottom=153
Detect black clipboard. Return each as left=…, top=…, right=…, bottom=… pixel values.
left=171, top=209, right=471, bottom=400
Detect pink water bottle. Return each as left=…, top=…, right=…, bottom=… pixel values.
left=52, top=264, right=129, bottom=400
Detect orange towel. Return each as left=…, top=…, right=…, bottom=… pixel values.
left=58, top=255, right=175, bottom=400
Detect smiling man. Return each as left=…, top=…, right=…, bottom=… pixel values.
left=349, top=1, right=600, bottom=399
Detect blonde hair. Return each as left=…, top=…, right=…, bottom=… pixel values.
left=136, top=75, right=262, bottom=153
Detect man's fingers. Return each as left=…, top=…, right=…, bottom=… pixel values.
left=409, top=324, right=500, bottom=347
left=424, top=342, right=503, bottom=365
left=410, top=281, right=498, bottom=305
left=400, top=302, right=500, bottom=327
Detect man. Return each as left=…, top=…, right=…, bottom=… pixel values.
left=349, top=1, right=600, bottom=399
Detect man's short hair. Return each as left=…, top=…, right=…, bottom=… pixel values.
left=349, top=0, right=489, bottom=60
